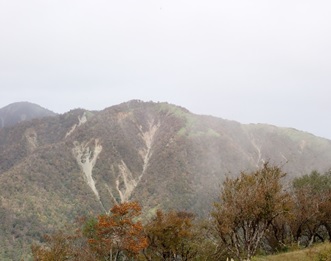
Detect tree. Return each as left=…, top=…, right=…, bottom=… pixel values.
left=143, top=210, right=199, bottom=261
left=263, top=212, right=293, bottom=253
left=31, top=230, right=97, bottom=261
left=32, top=202, right=148, bottom=261
left=291, top=170, right=331, bottom=245
left=85, top=201, right=148, bottom=260
left=212, top=163, right=291, bottom=261
left=31, top=231, right=74, bottom=261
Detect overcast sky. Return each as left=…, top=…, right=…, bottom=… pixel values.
left=0, top=0, right=330, bottom=139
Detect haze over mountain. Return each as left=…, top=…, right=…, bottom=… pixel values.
left=0, top=100, right=331, bottom=259
left=0, top=102, right=56, bottom=128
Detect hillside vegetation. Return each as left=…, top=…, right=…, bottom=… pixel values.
left=32, top=165, right=331, bottom=261
left=0, top=100, right=331, bottom=260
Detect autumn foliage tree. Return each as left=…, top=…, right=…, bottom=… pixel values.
left=143, top=210, right=199, bottom=261
left=84, top=201, right=148, bottom=260
left=212, top=163, right=291, bottom=261
left=32, top=202, right=148, bottom=261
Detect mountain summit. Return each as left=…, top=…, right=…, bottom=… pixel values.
left=0, top=100, right=331, bottom=259
left=0, top=101, right=56, bottom=128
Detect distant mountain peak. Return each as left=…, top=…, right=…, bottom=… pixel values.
left=0, top=101, right=57, bottom=128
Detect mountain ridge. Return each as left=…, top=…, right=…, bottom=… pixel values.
left=0, top=100, right=331, bottom=259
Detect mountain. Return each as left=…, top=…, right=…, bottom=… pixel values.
left=0, top=101, right=56, bottom=128
left=1, top=100, right=331, bottom=259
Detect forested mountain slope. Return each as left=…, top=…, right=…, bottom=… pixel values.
left=0, top=100, right=330, bottom=259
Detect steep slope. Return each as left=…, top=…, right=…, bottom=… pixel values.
left=0, top=101, right=56, bottom=128
left=0, top=100, right=331, bottom=259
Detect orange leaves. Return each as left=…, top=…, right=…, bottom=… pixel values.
left=111, top=201, right=142, bottom=216
left=97, top=215, right=116, bottom=229
left=85, top=201, right=148, bottom=259
left=32, top=202, right=149, bottom=260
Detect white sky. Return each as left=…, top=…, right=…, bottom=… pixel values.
left=0, top=0, right=330, bottom=139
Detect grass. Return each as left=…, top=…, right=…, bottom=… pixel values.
left=253, top=243, right=331, bottom=261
